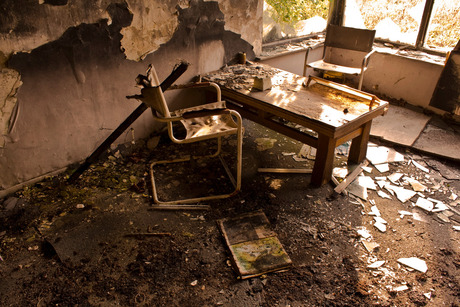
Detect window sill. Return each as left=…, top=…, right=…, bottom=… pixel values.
left=258, top=36, right=446, bottom=65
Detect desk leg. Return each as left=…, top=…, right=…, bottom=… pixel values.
left=311, top=134, right=336, bottom=186
left=348, top=121, right=372, bottom=164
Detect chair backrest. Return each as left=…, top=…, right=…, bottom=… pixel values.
left=139, top=65, right=171, bottom=118
left=325, top=24, right=376, bottom=53
left=141, top=86, right=171, bottom=118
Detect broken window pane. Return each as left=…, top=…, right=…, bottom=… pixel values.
left=425, top=0, right=460, bottom=50
left=345, top=0, right=426, bottom=46
left=263, top=0, right=329, bottom=43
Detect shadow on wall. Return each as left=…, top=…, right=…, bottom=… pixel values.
left=0, top=0, right=256, bottom=193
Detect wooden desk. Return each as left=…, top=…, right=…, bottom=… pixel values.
left=204, top=64, right=388, bottom=186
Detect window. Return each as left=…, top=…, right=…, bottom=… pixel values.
left=345, top=0, right=459, bottom=53
left=263, top=0, right=330, bottom=43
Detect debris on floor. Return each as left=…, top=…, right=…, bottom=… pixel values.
left=217, top=210, right=292, bottom=279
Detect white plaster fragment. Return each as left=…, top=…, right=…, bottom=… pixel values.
left=367, top=260, right=385, bottom=269
left=397, top=257, right=427, bottom=273
left=415, top=197, right=434, bottom=212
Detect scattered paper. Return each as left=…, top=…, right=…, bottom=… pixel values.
left=362, top=166, right=373, bottom=173
left=358, top=176, right=377, bottom=190
left=388, top=172, right=404, bottom=184
left=376, top=180, right=387, bottom=189
left=412, top=212, right=428, bottom=223
left=347, top=181, right=368, bottom=200
left=367, top=260, right=385, bottom=269
left=374, top=216, right=387, bottom=224
left=377, top=190, right=392, bottom=200
left=374, top=163, right=389, bottom=173
left=255, top=138, right=277, bottom=151
left=449, top=193, right=458, bottom=201
left=398, top=210, right=413, bottom=218
left=333, top=167, right=348, bottom=179
left=415, top=197, right=434, bottom=212
left=298, top=144, right=316, bottom=160
left=374, top=222, right=387, bottom=232
left=362, top=241, right=379, bottom=253
left=393, top=285, right=409, bottom=292
left=453, top=226, right=460, bottom=231
left=397, top=257, right=427, bottom=273
left=405, top=177, right=427, bottom=192
left=366, top=145, right=404, bottom=165
left=436, top=213, right=450, bottom=223
left=368, top=205, right=381, bottom=216
left=412, top=160, right=430, bottom=173
left=357, top=227, right=371, bottom=239
left=387, top=185, right=416, bottom=203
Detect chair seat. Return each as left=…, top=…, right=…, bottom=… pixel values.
left=308, top=60, right=362, bottom=75
left=172, top=101, right=239, bottom=140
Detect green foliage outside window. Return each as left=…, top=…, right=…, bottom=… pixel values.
left=265, top=0, right=330, bottom=24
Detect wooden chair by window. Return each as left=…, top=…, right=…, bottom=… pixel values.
left=303, top=24, right=376, bottom=90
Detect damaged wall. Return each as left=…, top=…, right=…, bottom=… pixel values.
left=0, top=0, right=262, bottom=194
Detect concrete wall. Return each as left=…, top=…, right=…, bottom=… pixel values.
left=259, top=48, right=444, bottom=111
left=0, top=0, right=263, bottom=194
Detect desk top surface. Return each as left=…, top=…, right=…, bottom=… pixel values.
left=204, top=64, right=388, bottom=129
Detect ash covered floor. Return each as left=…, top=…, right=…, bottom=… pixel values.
left=0, top=117, right=459, bottom=306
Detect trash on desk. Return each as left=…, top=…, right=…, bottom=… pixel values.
left=217, top=210, right=292, bottom=279
left=397, top=257, right=427, bottom=273
left=253, top=76, right=272, bottom=91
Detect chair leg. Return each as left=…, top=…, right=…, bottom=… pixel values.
left=149, top=131, right=242, bottom=205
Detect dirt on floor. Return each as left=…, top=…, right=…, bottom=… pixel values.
left=0, top=119, right=459, bottom=306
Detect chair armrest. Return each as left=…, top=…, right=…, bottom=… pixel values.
left=303, top=42, right=324, bottom=76
left=362, top=48, right=377, bottom=68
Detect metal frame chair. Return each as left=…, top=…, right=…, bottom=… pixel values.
left=128, top=65, right=243, bottom=205
left=303, top=24, right=376, bottom=90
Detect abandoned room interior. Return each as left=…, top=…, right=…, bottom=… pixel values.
left=1, top=0, right=459, bottom=305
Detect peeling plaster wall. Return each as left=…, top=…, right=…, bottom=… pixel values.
left=216, top=0, right=263, bottom=55
left=0, top=0, right=262, bottom=194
